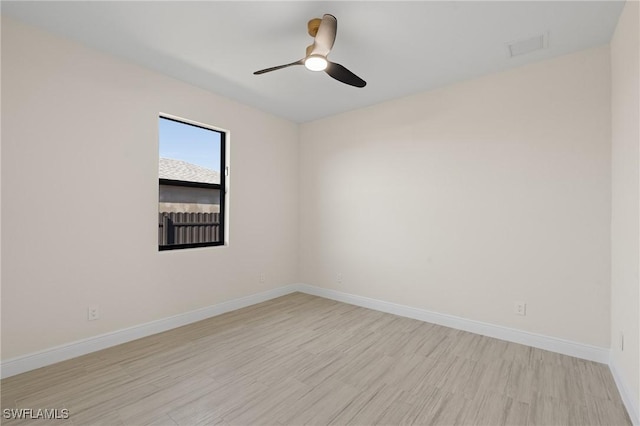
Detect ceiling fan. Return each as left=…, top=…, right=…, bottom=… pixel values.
left=253, top=14, right=366, bottom=88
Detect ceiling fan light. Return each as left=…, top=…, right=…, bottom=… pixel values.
left=304, top=55, right=328, bottom=71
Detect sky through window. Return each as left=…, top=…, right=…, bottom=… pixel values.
left=159, top=117, right=221, bottom=171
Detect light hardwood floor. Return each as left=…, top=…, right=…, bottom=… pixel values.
left=1, top=293, right=631, bottom=425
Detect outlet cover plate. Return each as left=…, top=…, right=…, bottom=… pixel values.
left=514, top=302, right=526, bottom=316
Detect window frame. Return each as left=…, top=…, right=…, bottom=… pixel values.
left=158, top=115, right=227, bottom=251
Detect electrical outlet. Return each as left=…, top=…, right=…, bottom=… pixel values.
left=259, top=273, right=266, bottom=284
left=88, top=306, right=99, bottom=321
left=336, top=273, right=343, bottom=284
left=620, top=332, right=624, bottom=351
left=514, top=302, right=526, bottom=316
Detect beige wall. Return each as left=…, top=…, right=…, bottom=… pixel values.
left=610, top=0, right=640, bottom=411
left=300, top=46, right=612, bottom=347
left=1, top=17, right=299, bottom=359
left=0, top=7, right=633, bottom=389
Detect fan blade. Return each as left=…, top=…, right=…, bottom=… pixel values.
left=254, top=59, right=304, bottom=75
left=310, top=14, right=337, bottom=56
left=325, top=62, right=366, bottom=87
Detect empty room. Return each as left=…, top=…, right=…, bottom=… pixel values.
left=1, top=1, right=638, bottom=425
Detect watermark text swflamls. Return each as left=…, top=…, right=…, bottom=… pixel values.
left=3, top=408, right=70, bottom=420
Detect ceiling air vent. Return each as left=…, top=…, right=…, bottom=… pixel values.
left=506, top=33, right=548, bottom=58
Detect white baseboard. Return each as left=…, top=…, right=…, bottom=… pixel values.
left=610, top=357, right=640, bottom=425
left=300, top=284, right=640, bottom=421
left=0, top=283, right=612, bottom=382
left=4, top=283, right=632, bottom=422
left=0, top=284, right=299, bottom=379
left=296, top=284, right=610, bottom=364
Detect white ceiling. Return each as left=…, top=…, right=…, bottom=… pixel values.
left=2, top=1, right=625, bottom=123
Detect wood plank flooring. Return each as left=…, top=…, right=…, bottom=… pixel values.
left=0, top=293, right=631, bottom=425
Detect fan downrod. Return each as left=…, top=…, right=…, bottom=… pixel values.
left=307, top=18, right=322, bottom=37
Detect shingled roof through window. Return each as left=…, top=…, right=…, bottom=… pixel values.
left=159, top=158, right=220, bottom=184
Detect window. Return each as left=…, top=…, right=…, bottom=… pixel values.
left=158, top=116, right=226, bottom=250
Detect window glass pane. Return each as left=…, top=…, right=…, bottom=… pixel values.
left=158, top=117, right=224, bottom=249
left=159, top=117, right=221, bottom=182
